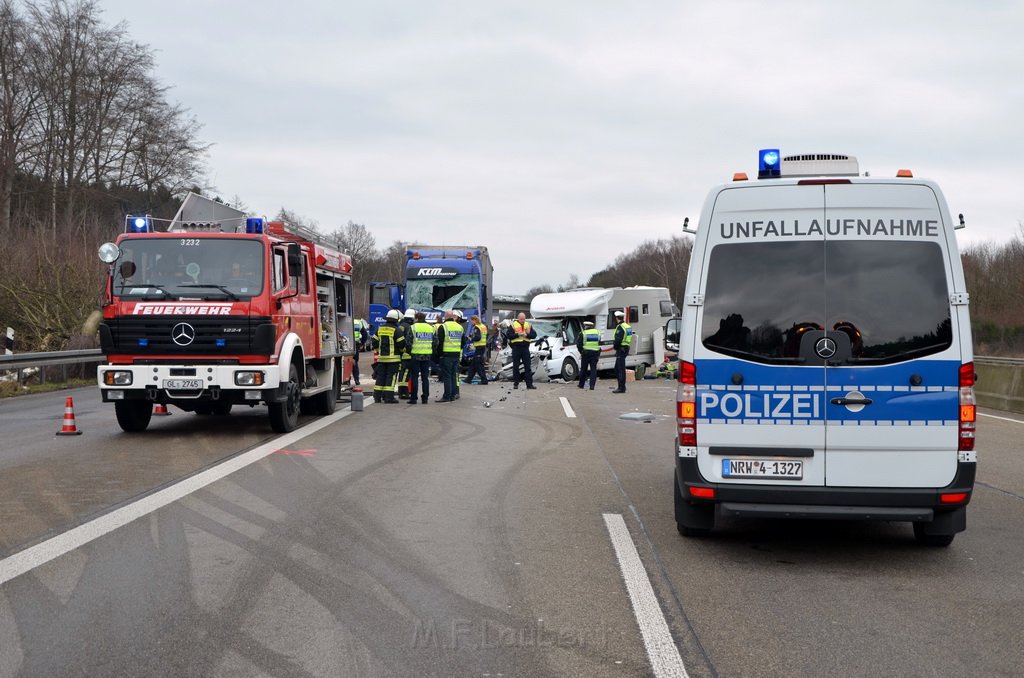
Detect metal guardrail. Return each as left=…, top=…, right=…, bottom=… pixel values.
left=0, top=349, right=103, bottom=385
left=974, top=356, right=1024, bottom=366
left=0, top=349, right=103, bottom=369
left=0, top=349, right=1021, bottom=371
left=0, top=349, right=1021, bottom=390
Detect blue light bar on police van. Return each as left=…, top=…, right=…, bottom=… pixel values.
left=245, top=218, right=264, bottom=234
left=758, top=149, right=781, bottom=179
left=129, top=216, right=151, bottom=233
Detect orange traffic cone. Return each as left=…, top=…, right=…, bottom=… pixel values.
left=153, top=403, right=171, bottom=416
left=56, top=396, right=83, bottom=436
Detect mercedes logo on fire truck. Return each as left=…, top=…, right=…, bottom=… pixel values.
left=815, top=337, right=837, bottom=359
left=171, top=322, right=196, bottom=346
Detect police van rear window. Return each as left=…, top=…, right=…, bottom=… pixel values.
left=701, top=240, right=952, bottom=365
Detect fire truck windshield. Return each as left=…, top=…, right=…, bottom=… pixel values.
left=113, top=238, right=264, bottom=299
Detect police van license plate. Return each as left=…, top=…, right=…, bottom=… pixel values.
left=163, top=379, right=203, bottom=390
left=722, top=458, right=803, bottom=480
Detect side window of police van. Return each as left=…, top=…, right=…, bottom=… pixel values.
left=272, top=249, right=287, bottom=291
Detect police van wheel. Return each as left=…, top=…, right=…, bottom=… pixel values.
left=269, top=364, right=301, bottom=433
left=913, top=522, right=955, bottom=547
left=115, top=400, right=153, bottom=433
left=674, top=476, right=714, bottom=537
left=560, top=358, right=578, bottom=382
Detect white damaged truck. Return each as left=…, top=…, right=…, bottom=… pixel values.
left=529, top=287, right=676, bottom=381
left=674, top=151, right=976, bottom=546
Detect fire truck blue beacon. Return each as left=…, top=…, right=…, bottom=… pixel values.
left=674, top=150, right=976, bottom=547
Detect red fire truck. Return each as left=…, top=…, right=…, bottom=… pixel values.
left=96, top=193, right=355, bottom=433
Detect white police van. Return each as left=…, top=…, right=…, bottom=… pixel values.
left=674, top=151, right=976, bottom=546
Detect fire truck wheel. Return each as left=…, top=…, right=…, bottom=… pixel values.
left=269, top=364, right=301, bottom=433
left=312, top=366, right=339, bottom=416
left=115, top=400, right=153, bottom=433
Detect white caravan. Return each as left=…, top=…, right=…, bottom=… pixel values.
left=528, top=287, right=677, bottom=381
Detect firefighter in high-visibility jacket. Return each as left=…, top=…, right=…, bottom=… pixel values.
left=464, top=314, right=489, bottom=385
left=576, top=320, right=601, bottom=390
left=372, top=309, right=406, bottom=403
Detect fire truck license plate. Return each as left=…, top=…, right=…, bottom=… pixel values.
left=163, top=379, right=203, bottom=390
left=722, top=458, right=803, bottom=480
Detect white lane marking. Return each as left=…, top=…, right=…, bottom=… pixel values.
left=559, top=396, right=576, bottom=418
left=0, top=405, right=365, bottom=586
left=603, top=513, right=688, bottom=678
left=979, top=412, right=1024, bottom=425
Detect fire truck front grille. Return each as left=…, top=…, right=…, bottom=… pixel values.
left=100, top=316, right=274, bottom=355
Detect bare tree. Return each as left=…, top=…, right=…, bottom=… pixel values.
left=329, top=220, right=376, bottom=262
left=556, top=273, right=581, bottom=292
left=0, top=0, right=41, bottom=236
left=524, top=284, right=554, bottom=301
left=274, top=206, right=318, bottom=231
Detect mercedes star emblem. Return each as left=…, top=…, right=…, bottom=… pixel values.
left=815, top=337, right=837, bottom=359
left=171, top=322, right=196, bottom=346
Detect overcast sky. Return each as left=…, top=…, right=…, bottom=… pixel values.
left=101, top=0, right=1023, bottom=293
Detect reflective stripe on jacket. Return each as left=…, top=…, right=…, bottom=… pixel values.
left=473, top=323, right=488, bottom=348
left=581, top=328, right=601, bottom=352
left=615, top=322, right=633, bottom=350
left=411, top=322, right=435, bottom=355
left=510, top=320, right=532, bottom=344
left=441, top=320, right=464, bottom=353
left=376, top=324, right=401, bottom=363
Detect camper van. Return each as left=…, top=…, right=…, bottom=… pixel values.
left=529, top=287, right=676, bottom=381
left=673, top=151, right=976, bottom=546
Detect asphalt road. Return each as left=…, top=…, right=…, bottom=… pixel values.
left=0, top=372, right=1021, bottom=677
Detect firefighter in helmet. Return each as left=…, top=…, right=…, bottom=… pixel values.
left=372, top=309, right=406, bottom=403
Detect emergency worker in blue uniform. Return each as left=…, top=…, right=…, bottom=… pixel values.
left=612, top=310, right=633, bottom=393
left=397, top=309, right=415, bottom=399
left=436, top=311, right=464, bottom=402
left=350, top=318, right=366, bottom=385
left=505, top=312, right=537, bottom=390
left=407, top=312, right=436, bottom=404
left=576, top=320, right=601, bottom=390
left=464, top=314, right=489, bottom=385
left=372, top=309, right=405, bottom=403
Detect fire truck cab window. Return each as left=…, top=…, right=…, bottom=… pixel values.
left=273, top=250, right=287, bottom=291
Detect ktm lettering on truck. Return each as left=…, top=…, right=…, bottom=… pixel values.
left=673, top=150, right=976, bottom=547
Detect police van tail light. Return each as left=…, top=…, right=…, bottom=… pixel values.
left=678, top=360, right=697, bottom=446
left=958, top=362, right=976, bottom=452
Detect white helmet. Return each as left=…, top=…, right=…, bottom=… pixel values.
left=404, top=308, right=416, bottom=319
left=614, top=310, right=625, bottom=318
left=453, top=309, right=463, bottom=319
left=584, top=320, right=595, bottom=326
left=386, top=309, right=401, bottom=321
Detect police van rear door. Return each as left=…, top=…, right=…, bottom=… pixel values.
left=821, top=182, right=960, bottom=488
left=694, top=184, right=827, bottom=487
